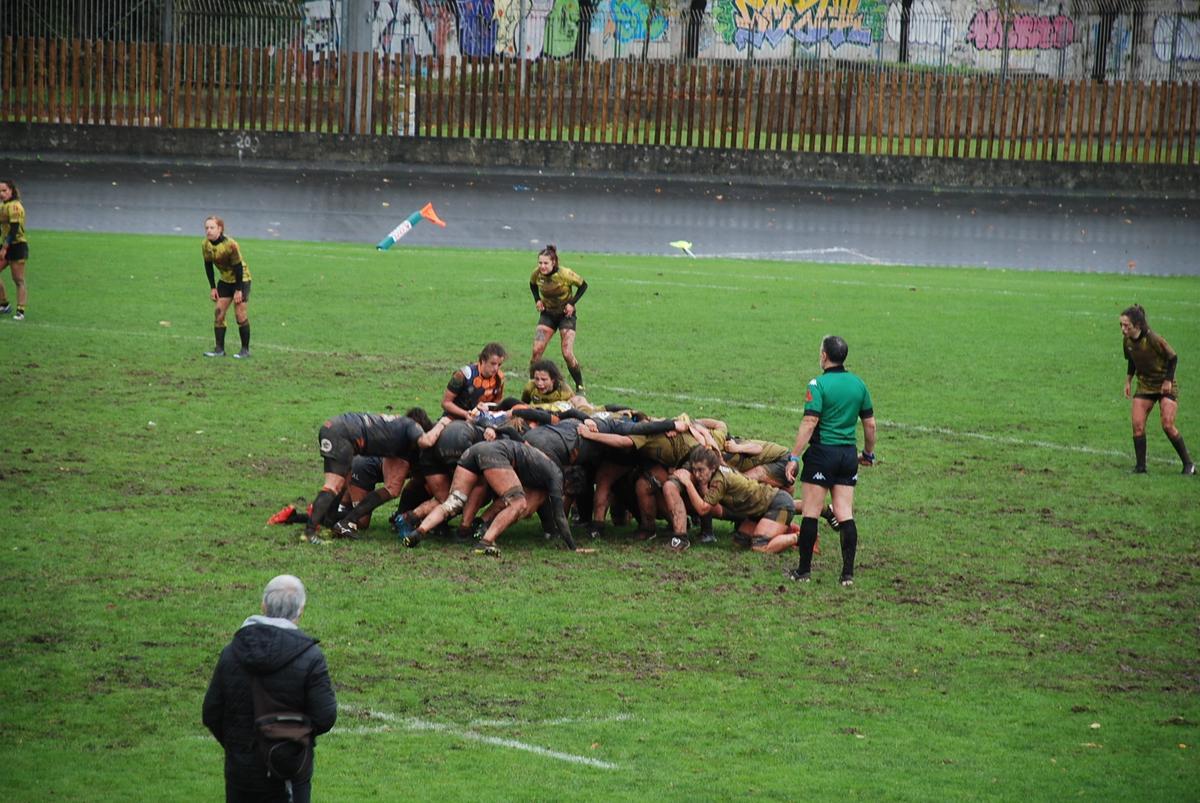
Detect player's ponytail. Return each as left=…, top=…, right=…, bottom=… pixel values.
left=1121, top=304, right=1148, bottom=332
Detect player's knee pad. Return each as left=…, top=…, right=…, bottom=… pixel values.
left=499, top=485, right=526, bottom=507
left=639, top=471, right=663, bottom=491
left=439, top=489, right=468, bottom=516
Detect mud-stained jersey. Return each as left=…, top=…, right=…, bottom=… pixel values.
left=530, top=265, right=584, bottom=312
left=202, top=235, right=252, bottom=284
left=1124, top=329, right=1178, bottom=395
left=703, top=465, right=780, bottom=518
left=447, top=363, right=506, bottom=410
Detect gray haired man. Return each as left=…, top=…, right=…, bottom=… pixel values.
left=203, top=575, right=338, bottom=802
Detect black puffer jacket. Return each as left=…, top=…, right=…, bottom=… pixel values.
left=202, top=617, right=338, bottom=784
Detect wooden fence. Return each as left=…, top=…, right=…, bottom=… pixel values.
left=3, top=37, right=1198, bottom=164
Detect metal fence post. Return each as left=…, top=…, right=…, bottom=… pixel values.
left=163, top=0, right=175, bottom=126
left=343, top=0, right=373, bottom=133
left=1169, top=12, right=1181, bottom=84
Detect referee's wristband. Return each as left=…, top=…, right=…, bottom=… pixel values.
left=861, top=451, right=875, bottom=461
left=787, top=454, right=800, bottom=463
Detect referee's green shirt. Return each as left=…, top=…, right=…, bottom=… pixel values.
left=803, top=367, right=873, bottom=446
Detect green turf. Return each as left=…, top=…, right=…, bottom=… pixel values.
left=1, top=231, right=1197, bottom=800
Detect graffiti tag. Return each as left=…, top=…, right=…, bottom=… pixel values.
left=1153, top=14, right=1200, bottom=63
left=966, top=9, right=1074, bottom=51
left=713, top=0, right=884, bottom=52
left=605, top=0, right=669, bottom=45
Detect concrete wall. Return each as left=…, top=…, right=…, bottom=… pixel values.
left=4, top=122, right=1197, bottom=197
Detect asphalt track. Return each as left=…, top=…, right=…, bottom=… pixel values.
left=9, top=154, right=1199, bottom=275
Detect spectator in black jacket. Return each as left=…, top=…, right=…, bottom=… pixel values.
left=203, top=575, right=338, bottom=803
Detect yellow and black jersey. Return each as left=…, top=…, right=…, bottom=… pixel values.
left=202, top=235, right=252, bottom=285
left=1124, top=329, right=1178, bottom=395
left=628, top=425, right=727, bottom=468
left=531, top=266, right=584, bottom=312
left=702, top=465, right=780, bottom=518
left=1, top=199, right=27, bottom=245
left=520, top=379, right=574, bottom=405
left=723, top=439, right=790, bottom=472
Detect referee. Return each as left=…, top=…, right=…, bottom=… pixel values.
left=784, top=335, right=877, bottom=586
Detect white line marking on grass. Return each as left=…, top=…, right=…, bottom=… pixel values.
left=17, top=322, right=409, bottom=362
left=597, top=385, right=1176, bottom=463
left=610, top=278, right=741, bottom=291
left=20, top=323, right=1179, bottom=466
left=469, top=713, right=634, bottom=727
left=593, top=265, right=1200, bottom=307
left=341, top=706, right=620, bottom=770
left=713, top=247, right=889, bottom=264
left=1064, top=310, right=1184, bottom=321
left=271, top=250, right=371, bottom=262
left=476, top=276, right=739, bottom=291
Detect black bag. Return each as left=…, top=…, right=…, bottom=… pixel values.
left=251, top=676, right=314, bottom=781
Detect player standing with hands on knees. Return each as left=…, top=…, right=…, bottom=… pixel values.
left=530, top=245, right=588, bottom=392
left=202, top=215, right=253, bottom=359
left=1120, top=304, right=1194, bottom=475
left=781, top=335, right=876, bottom=586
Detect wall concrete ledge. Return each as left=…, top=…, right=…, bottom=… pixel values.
left=3, top=122, right=1196, bottom=198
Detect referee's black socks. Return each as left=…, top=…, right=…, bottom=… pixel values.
left=839, top=519, right=858, bottom=579
left=796, top=516, right=819, bottom=574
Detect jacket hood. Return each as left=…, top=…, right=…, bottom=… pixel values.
left=231, top=618, right=319, bottom=676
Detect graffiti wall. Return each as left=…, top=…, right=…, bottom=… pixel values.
left=301, top=0, right=1200, bottom=78
left=706, top=0, right=886, bottom=56
left=1153, top=13, right=1199, bottom=63
left=304, top=0, right=465, bottom=56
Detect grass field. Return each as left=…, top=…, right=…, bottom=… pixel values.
left=1, top=231, right=1197, bottom=800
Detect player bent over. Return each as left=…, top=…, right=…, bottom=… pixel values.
left=302, top=411, right=429, bottom=544
left=391, top=416, right=501, bottom=540
left=1119, top=304, right=1194, bottom=475
left=403, top=440, right=575, bottom=555
left=673, top=446, right=797, bottom=553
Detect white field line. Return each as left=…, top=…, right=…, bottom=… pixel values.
left=16, top=322, right=1174, bottom=465
left=476, top=276, right=739, bottom=291
left=586, top=265, right=1200, bottom=306
left=596, top=384, right=1178, bottom=464
left=271, top=250, right=372, bottom=262
left=469, top=713, right=634, bottom=727
left=709, top=246, right=889, bottom=264
left=13, top=321, right=403, bottom=361
left=1064, top=310, right=1185, bottom=321
left=338, top=706, right=620, bottom=770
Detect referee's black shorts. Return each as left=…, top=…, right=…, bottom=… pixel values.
left=800, top=443, right=859, bottom=487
